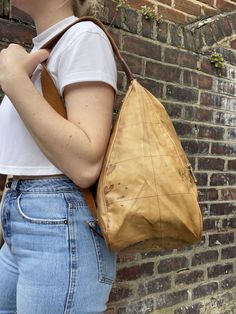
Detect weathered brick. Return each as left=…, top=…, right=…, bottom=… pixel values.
left=123, top=7, right=139, bottom=34
left=210, top=203, right=236, bottom=216
left=175, top=270, right=204, bottom=285
left=220, top=16, right=233, bottom=37
left=209, top=232, right=234, bottom=247
left=123, top=35, right=161, bottom=60
left=117, top=298, right=154, bottom=314
left=109, top=286, right=133, bottom=302
left=174, top=302, right=203, bottom=314
left=164, top=47, right=198, bottom=69
left=203, top=218, right=221, bottom=231
left=192, top=250, right=219, bottom=266
left=221, top=276, right=236, bottom=290
left=183, top=28, right=195, bottom=51
left=215, top=111, right=236, bottom=126
left=192, top=282, right=218, bottom=299
left=184, top=106, right=213, bottom=122
left=166, top=85, right=198, bottom=102
left=197, top=125, right=225, bottom=140
left=105, top=0, right=122, bottom=27
left=169, top=23, right=183, bottom=47
left=231, top=38, right=236, bottom=49
left=181, top=140, right=210, bottom=155
left=201, top=23, right=216, bottom=46
left=137, top=275, right=171, bottom=296
left=210, top=173, right=236, bottom=186
left=212, top=143, right=236, bottom=156
left=200, top=92, right=228, bottom=109
left=173, top=121, right=194, bottom=137
left=158, top=256, right=189, bottom=273
left=146, top=62, right=181, bottom=83
left=216, top=0, right=236, bottom=11
left=222, top=217, right=236, bottom=230
left=222, top=246, right=236, bottom=259
left=141, top=14, right=155, bottom=39
left=221, top=188, right=236, bottom=201
left=157, top=5, right=187, bottom=24
left=207, top=263, right=233, bottom=278
left=155, top=290, right=189, bottom=309
left=197, top=188, right=218, bottom=201
left=198, top=158, right=225, bottom=171
left=116, top=262, right=154, bottom=281
left=155, top=20, right=169, bottom=43
left=174, top=0, right=201, bottom=16
left=228, top=159, right=236, bottom=170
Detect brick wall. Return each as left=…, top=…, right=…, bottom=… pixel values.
left=126, top=0, right=236, bottom=24
left=0, top=0, right=236, bottom=313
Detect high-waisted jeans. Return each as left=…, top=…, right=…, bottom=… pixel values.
left=0, top=175, right=117, bottom=313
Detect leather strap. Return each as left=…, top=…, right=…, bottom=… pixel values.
left=39, top=16, right=133, bottom=219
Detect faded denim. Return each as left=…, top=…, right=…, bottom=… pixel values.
left=0, top=175, right=117, bottom=313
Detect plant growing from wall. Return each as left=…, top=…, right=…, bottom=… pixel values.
left=112, top=0, right=131, bottom=11
left=109, top=0, right=161, bottom=29
left=210, top=52, right=225, bottom=68
left=107, top=0, right=131, bottom=30
left=137, top=5, right=158, bottom=20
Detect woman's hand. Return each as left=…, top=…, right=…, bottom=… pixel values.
left=0, top=43, right=50, bottom=93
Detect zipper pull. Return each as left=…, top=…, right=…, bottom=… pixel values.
left=187, top=163, right=198, bottom=183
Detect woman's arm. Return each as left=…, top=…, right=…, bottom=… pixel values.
left=2, top=73, right=115, bottom=188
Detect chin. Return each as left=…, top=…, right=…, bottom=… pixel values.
left=11, top=0, right=31, bottom=15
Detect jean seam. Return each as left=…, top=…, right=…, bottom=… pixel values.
left=88, top=219, right=115, bottom=285
left=63, top=196, right=78, bottom=313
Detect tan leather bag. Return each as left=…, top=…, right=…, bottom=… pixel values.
left=30, top=16, right=202, bottom=253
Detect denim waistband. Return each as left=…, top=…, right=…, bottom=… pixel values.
left=5, top=175, right=81, bottom=193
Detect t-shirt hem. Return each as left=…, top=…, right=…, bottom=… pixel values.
left=59, top=71, right=118, bottom=96
left=0, top=165, right=63, bottom=176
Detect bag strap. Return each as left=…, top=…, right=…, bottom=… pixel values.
left=38, top=16, right=133, bottom=219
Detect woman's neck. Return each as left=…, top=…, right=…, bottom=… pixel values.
left=32, top=7, right=74, bottom=35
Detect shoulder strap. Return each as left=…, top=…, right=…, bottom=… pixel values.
left=40, top=15, right=134, bottom=82
left=39, top=16, right=134, bottom=220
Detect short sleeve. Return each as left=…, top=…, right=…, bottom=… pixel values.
left=57, top=30, right=118, bottom=97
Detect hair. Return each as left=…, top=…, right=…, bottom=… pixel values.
left=72, top=0, right=102, bottom=17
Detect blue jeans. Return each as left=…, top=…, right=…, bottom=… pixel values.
left=0, top=175, right=117, bottom=313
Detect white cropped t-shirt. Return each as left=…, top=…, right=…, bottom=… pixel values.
left=0, top=15, right=118, bottom=175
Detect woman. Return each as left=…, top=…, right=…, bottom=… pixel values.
left=0, top=0, right=118, bottom=312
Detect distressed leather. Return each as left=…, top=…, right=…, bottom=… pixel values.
left=38, top=16, right=203, bottom=253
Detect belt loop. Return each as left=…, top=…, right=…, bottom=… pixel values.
left=6, top=178, right=21, bottom=190
left=5, top=179, right=12, bottom=188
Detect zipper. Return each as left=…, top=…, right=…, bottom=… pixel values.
left=186, top=162, right=198, bottom=183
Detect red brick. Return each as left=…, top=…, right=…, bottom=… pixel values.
left=231, top=38, right=236, bottom=49
left=216, top=0, right=236, bottom=11
left=123, top=35, right=161, bottom=60
left=174, top=0, right=202, bottom=16
left=157, top=5, right=187, bottom=24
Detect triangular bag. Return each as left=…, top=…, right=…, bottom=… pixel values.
left=39, top=16, right=203, bottom=253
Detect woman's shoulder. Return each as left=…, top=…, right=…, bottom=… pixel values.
left=60, top=20, right=110, bottom=47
